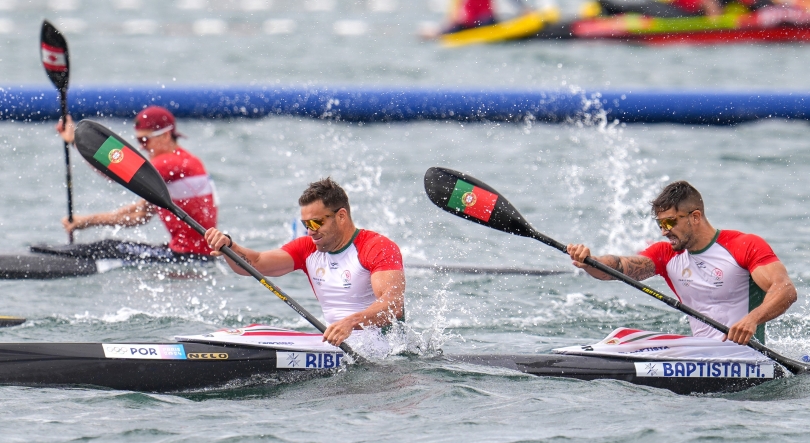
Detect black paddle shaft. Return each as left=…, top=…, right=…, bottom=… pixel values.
left=41, top=20, right=73, bottom=243
left=424, top=166, right=809, bottom=374
left=72, top=120, right=364, bottom=363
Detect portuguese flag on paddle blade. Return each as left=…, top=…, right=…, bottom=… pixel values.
left=446, top=179, right=498, bottom=222
left=92, top=136, right=145, bottom=183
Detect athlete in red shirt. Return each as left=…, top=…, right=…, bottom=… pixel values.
left=205, top=178, right=405, bottom=347
left=566, top=181, right=796, bottom=345
left=56, top=106, right=217, bottom=260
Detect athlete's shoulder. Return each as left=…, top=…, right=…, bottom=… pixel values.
left=716, top=229, right=769, bottom=247
left=716, top=229, right=778, bottom=271
left=638, top=241, right=682, bottom=276
left=354, top=229, right=403, bottom=272
left=280, top=236, right=316, bottom=271
left=151, top=147, right=207, bottom=180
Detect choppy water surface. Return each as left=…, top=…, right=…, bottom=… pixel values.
left=2, top=1, right=810, bottom=441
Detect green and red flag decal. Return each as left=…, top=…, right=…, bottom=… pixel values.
left=92, top=136, right=145, bottom=183
left=446, top=179, right=498, bottom=222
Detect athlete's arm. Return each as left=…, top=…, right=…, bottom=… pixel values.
left=204, top=228, right=295, bottom=277
left=567, top=244, right=656, bottom=281
left=725, top=261, right=797, bottom=345
left=322, top=270, right=406, bottom=347
left=62, top=199, right=154, bottom=234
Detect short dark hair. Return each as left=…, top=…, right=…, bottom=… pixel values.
left=650, top=181, right=704, bottom=216
left=299, top=177, right=351, bottom=217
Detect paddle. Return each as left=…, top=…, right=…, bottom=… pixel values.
left=423, top=166, right=810, bottom=375
left=71, top=120, right=364, bottom=363
left=41, top=20, right=74, bottom=244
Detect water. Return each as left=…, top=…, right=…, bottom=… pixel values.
left=2, top=0, right=810, bottom=441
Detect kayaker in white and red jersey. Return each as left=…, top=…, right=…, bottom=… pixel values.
left=56, top=106, right=218, bottom=260
left=204, top=178, right=405, bottom=347
left=567, top=181, right=796, bottom=346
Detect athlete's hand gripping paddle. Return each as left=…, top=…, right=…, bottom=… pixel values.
left=41, top=20, right=74, bottom=244
left=72, top=120, right=365, bottom=364
left=423, top=166, right=809, bottom=375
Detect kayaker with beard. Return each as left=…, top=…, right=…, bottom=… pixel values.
left=204, top=177, right=405, bottom=348
left=55, top=106, right=218, bottom=261
left=567, top=180, right=796, bottom=346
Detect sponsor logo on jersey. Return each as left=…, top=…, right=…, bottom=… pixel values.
left=634, top=361, right=774, bottom=379
left=313, top=267, right=326, bottom=286
left=462, top=191, right=477, bottom=207
left=341, top=270, right=351, bottom=288
left=679, top=268, right=693, bottom=287
left=329, top=261, right=339, bottom=270
left=712, top=268, right=723, bottom=280
left=187, top=353, right=228, bottom=360
left=102, top=344, right=187, bottom=360
left=276, top=352, right=343, bottom=369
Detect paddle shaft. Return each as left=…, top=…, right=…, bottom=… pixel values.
left=60, top=89, right=74, bottom=244
left=169, top=205, right=363, bottom=361
left=528, top=230, right=807, bottom=374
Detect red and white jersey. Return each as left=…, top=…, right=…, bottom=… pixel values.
left=281, top=229, right=403, bottom=324
left=639, top=230, right=778, bottom=342
left=151, top=147, right=217, bottom=255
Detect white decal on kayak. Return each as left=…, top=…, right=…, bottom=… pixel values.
left=276, top=352, right=343, bottom=369
left=103, top=344, right=187, bottom=360
left=634, top=361, right=774, bottom=378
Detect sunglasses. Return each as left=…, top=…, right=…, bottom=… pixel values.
left=137, top=125, right=174, bottom=146
left=654, top=210, right=697, bottom=231
left=301, top=213, right=334, bottom=231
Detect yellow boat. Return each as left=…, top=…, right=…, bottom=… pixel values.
left=440, top=8, right=561, bottom=47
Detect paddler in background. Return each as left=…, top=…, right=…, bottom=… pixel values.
left=567, top=180, right=796, bottom=346
left=425, top=0, right=535, bottom=36
left=55, top=106, right=218, bottom=261
left=204, top=178, right=405, bottom=349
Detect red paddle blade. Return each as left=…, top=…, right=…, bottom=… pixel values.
left=41, top=20, right=69, bottom=91
left=73, top=120, right=175, bottom=211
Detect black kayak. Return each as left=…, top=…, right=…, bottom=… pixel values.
left=0, top=240, right=212, bottom=279
left=452, top=354, right=784, bottom=395
left=0, top=341, right=783, bottom=394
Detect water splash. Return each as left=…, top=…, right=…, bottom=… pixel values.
left=564, top=91, right=669, bottom=255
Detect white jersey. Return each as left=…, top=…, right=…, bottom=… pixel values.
left=640, top=230, right=779, bottom=342
left=281, top=229, right=403, bottom=324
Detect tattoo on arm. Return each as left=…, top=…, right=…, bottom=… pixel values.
left=619, top=256, right=656, bottom=281
left=237, top=252, right=253, bottom=266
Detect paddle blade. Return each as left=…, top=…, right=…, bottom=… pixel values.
left=74, top=120, right=175, bottom=210
left=41, top=20, right=69, bottom=91
left=424, top=167, right=537, bottom=238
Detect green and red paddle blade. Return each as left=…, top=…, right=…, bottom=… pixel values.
left=40, top=20, right=69, bottom=92
left=423, top=167, right=538, bottom=239
left=73, top=120, right=175, bottom=212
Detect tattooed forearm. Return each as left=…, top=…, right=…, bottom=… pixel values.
left=618, top=256, right=656, bottom=281
left=237, top=252, right=253, bottom=266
